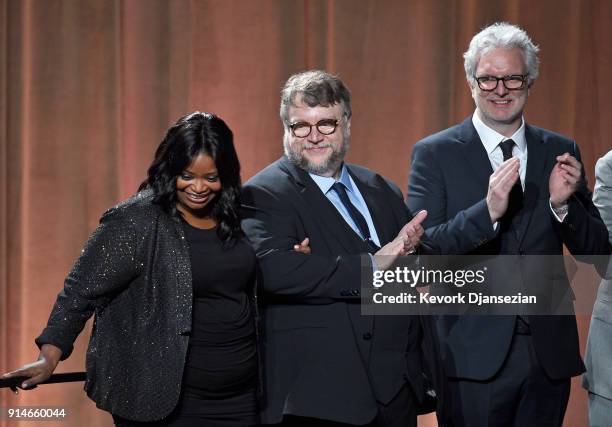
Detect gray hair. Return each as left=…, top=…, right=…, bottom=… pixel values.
left=280, top=70, right=351, bottom=125
left=464, top=22, right=540, bottom=85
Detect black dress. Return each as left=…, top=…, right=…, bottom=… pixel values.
left=114, top=221, right=258, bottom=427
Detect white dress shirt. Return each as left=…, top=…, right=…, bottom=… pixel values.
left=472, top=111, right=566, bottom=222
left=309, top=164, right=381, bottom=247
left=472, top=112, right=527, bottom=190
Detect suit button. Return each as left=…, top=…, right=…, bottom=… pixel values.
left=363, top=332, right=372, bottom=340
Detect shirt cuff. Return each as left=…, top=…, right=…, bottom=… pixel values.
left=368, top=253, right=378, bottom=271
left=550, top=199, right=569, bottom=222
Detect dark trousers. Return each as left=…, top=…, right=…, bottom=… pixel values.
left=265, top=384, right=417, bottom=427
left=449, top=333, right=571, bottom=427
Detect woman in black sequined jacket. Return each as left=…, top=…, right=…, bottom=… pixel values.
left=2, top=112, right=309, bottom=426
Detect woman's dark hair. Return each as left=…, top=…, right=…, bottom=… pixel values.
left=139, top=112, right=242, bottom=243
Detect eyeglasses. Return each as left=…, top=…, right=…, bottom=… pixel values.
left=474, top=75, right=528, bottom=91
left=288, top=119, right=339, bottom=138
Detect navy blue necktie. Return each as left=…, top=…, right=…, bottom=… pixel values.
left=331, top=182, right=380, bottom=253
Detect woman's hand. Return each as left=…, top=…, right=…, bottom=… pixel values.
left=293, top=237, right=311, bottom=254
left=1, top=344, right=62, bottom=392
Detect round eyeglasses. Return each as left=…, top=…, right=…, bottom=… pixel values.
left=475, top=75, right=528, bottom=91
left=288, top=119, right=339, bottom=138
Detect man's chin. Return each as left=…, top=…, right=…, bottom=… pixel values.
left=483, top=111, right=522, bottom=126
left=286, top=150, right=342, bottom=176
left=302, top=159, right=338, bottom=177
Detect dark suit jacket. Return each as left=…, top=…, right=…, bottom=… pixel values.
left=242, top=157, right=438, bottom=424
left=407, top=117, right=609, bottom=381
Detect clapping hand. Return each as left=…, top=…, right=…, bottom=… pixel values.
left=486, top=157, right=521, bottom=222
left=375, top=210, right=428, bottom=270
left=549, top=153, right=582, bottom=207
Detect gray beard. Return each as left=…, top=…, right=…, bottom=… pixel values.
left=283, top=135, right=349, bottom=177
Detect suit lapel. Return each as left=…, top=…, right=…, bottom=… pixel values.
left=458, top=118, right=549, bottom=244
left=347, top=167, right=394, bottom=246
left=458, top=117, right=494, bottom=194
left=343, top=166, right=378, bottom=336
left=515, top=125, right=548, bottom=245
left=279, top=158, right=366, bottom=253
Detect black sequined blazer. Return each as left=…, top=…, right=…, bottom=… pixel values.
left=35, top=190, right=230, bottom=421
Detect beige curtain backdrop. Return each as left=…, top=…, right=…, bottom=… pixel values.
left=1, top=1, right=611, bottom=426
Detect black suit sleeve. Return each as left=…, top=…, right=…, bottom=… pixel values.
left=407, top=141, right=498, bottom=254
left=553, top=141, right=610, bottom=255
left=242, top=183, right=370, bottom=303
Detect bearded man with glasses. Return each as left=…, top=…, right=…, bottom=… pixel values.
left=242, top=70, right=443, bottom=426
left=407, top=22, right=610, bottom=427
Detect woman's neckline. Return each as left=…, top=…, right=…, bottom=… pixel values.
left=179, top=215, right=217, bottom=231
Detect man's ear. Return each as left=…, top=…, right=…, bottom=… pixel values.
left=468, top=80, right=478, bottom=101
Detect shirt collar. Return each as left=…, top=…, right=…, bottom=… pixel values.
left=472, top=110, right=527, bottom=154
left=309, top=164, right=353, bottom=194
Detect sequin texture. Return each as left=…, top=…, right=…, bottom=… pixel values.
left=35, top=190, right=193, bottom=422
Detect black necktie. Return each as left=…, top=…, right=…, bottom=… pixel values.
left=331, top=182, right=380, bottom=253
left=500, top=140, right=530, bottom=329
left=499, top=139, right=523, bottom=220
